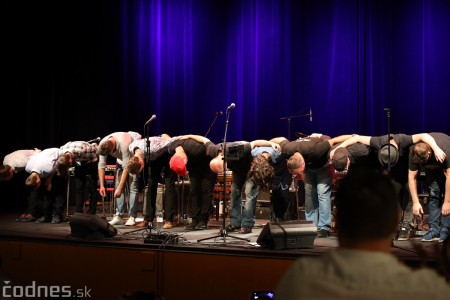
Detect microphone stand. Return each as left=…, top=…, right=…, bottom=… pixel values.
left=198, top=107, right=250, bottom=243
left=205, top=112, right=222, bottom=138
left=384, top=108, right=391, bottom=175
left=280, top=109, right=311, bottom=140
left=123, top=121, right=155, bottom=236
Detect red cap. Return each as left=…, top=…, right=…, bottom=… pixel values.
left=169, top=155, right=187, bottom=176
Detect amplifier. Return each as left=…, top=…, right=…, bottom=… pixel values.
left=257, top=220, right=317, bottom=249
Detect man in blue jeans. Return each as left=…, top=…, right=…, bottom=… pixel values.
left=408, top=132, right=450, bottom=242
left=272, top=134, right=353, bottom=238
left=209, top=142, right=280, bottom=234
left=183, top=134, right=280, bottom=234
left=98, top=131, right=142, bottom=226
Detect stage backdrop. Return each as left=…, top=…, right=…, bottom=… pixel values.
left=2, top=0, right=450, bottom=157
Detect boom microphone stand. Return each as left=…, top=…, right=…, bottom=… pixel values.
left=198, top=103, right=250, bottom=243
left=280, top=108, right=312, bottom=140
left=204, top=111, right=223, bottom=137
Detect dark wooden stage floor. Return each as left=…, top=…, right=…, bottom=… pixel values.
left=0, top=206, right=447, bottom=300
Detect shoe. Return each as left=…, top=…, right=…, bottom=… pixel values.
left=226, top=224, right=240, bottom=232
left=317, top=229, right=329, bottom=238
left=185, top=221, right=198, bottom=231
left=125, top=216, right=136, bottom=226
left=163, top=221, right=173, bottom=229
left=421, top=229, right=439, bottom=242
left=109, top=215, right=123, bottom=225
left=195, top=221, right=208, bottom=230
left=240, top=226, right=252, bottom=234
left=397, top=227, right=410, bottom=241
left=35, top=216, right=51, bottom=223
left=136, top=220, right=149, bottom=228
left=439, top=228, right=449, bottom=243
left=16, top=213, right=35, bottom=222
left=15, top=214, right=26, bottom=222
left=51, top=215, right=62, bottom=224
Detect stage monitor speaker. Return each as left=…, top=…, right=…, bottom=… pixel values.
left=69, top=213, right=117, bottom=239
left=257, top=220, right=317, bottom=249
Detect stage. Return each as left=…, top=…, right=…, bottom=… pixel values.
left=0, top=205, right=446, bottom=300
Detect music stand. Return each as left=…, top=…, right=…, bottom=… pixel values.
left=198, top=105, right=250, bottom=243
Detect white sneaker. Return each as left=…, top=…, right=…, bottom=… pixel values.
left=109, top=215, right=123, bottom=225
left=125, top=216, right=136, bottom=226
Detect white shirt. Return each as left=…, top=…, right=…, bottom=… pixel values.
left=98, top=131, right=141, bottom=169
left=25, top=148, right=59, bottom=178
left=3, top=149, right=41, bottom=172
left=275, top=248, right=450, bottom=300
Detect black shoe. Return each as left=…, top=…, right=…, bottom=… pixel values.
left=226, top=224, right=240, bottom=232
left=195, top=221, right=208, bottom=230
left=36, top=216, right=51, bottom=224
left=317, top=229, right=329, bottom=238
left=185, top=221, right=198, bottom=231
left=397, top=227, right=410, bottom=241
left=51, top=215, right=62, bottom=224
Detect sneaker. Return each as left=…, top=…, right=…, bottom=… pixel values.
left=226, top=224, right=240, bottom=232
left=125, top=216, right=136, bottom=226
left=51, top=215, right=62, bottom=224
left=109, top=215, right=123, bottom=225
left=439, top=228, right=449, bottom=243
left=21, top=214, right=36, bottom=222
left=317, top=229, right=329, bottom=238
left=35, top=216, right=51, bottom=224
left=240, top=226, right=252, bottom=234
left=163, top=221, right=173, bottom=229
left=421, top=229, right=439, bottom=242
left=15, top=213, right=27, bottom=222
left=397, top=227, right=410, bottom=241
left=195, top=221, right=208, bottom=230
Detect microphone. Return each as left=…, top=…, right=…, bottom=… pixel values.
left=216, top=111, right=223, bottom=115
left=384, top=108, right=391, bottom=117
left=144, top=114, right=157, bottom=126
left=227, top=103, right=236, bottom=110
left=87, top=137, right=101, bottom=143
left=310, top=108, right=312, bottom=122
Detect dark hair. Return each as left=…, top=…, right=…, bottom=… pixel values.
left=411, top=142, right=431, bottom=164
left=335, top=168, right=399, bottom=242
left=25, top=173, right=40, bottom=190
left=127, top=156, right=141, bottom=174
left=0, top=165, right=13, bottom=181
left=98, top=140, right=114, bottom=156
left=331, top=147, right=349, bottom=172
left=247, top=155, right=274, bottom=192
left=56, top=155, right=70, bottom=177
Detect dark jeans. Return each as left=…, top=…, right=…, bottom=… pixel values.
left=27, top=182, right=46, bottom=218
left=271, top=188, right=290, bottom=221
left=42, top=174, right=67, bottom=218
left=142, top=155, right=178, bottom=222
left=74, top=161, right=99, bottom=214
left=425, top=169, right=450, bottom=233
left=189, top=163, right=217, bottom=223
left=390, top=178, right=413, bottom=229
